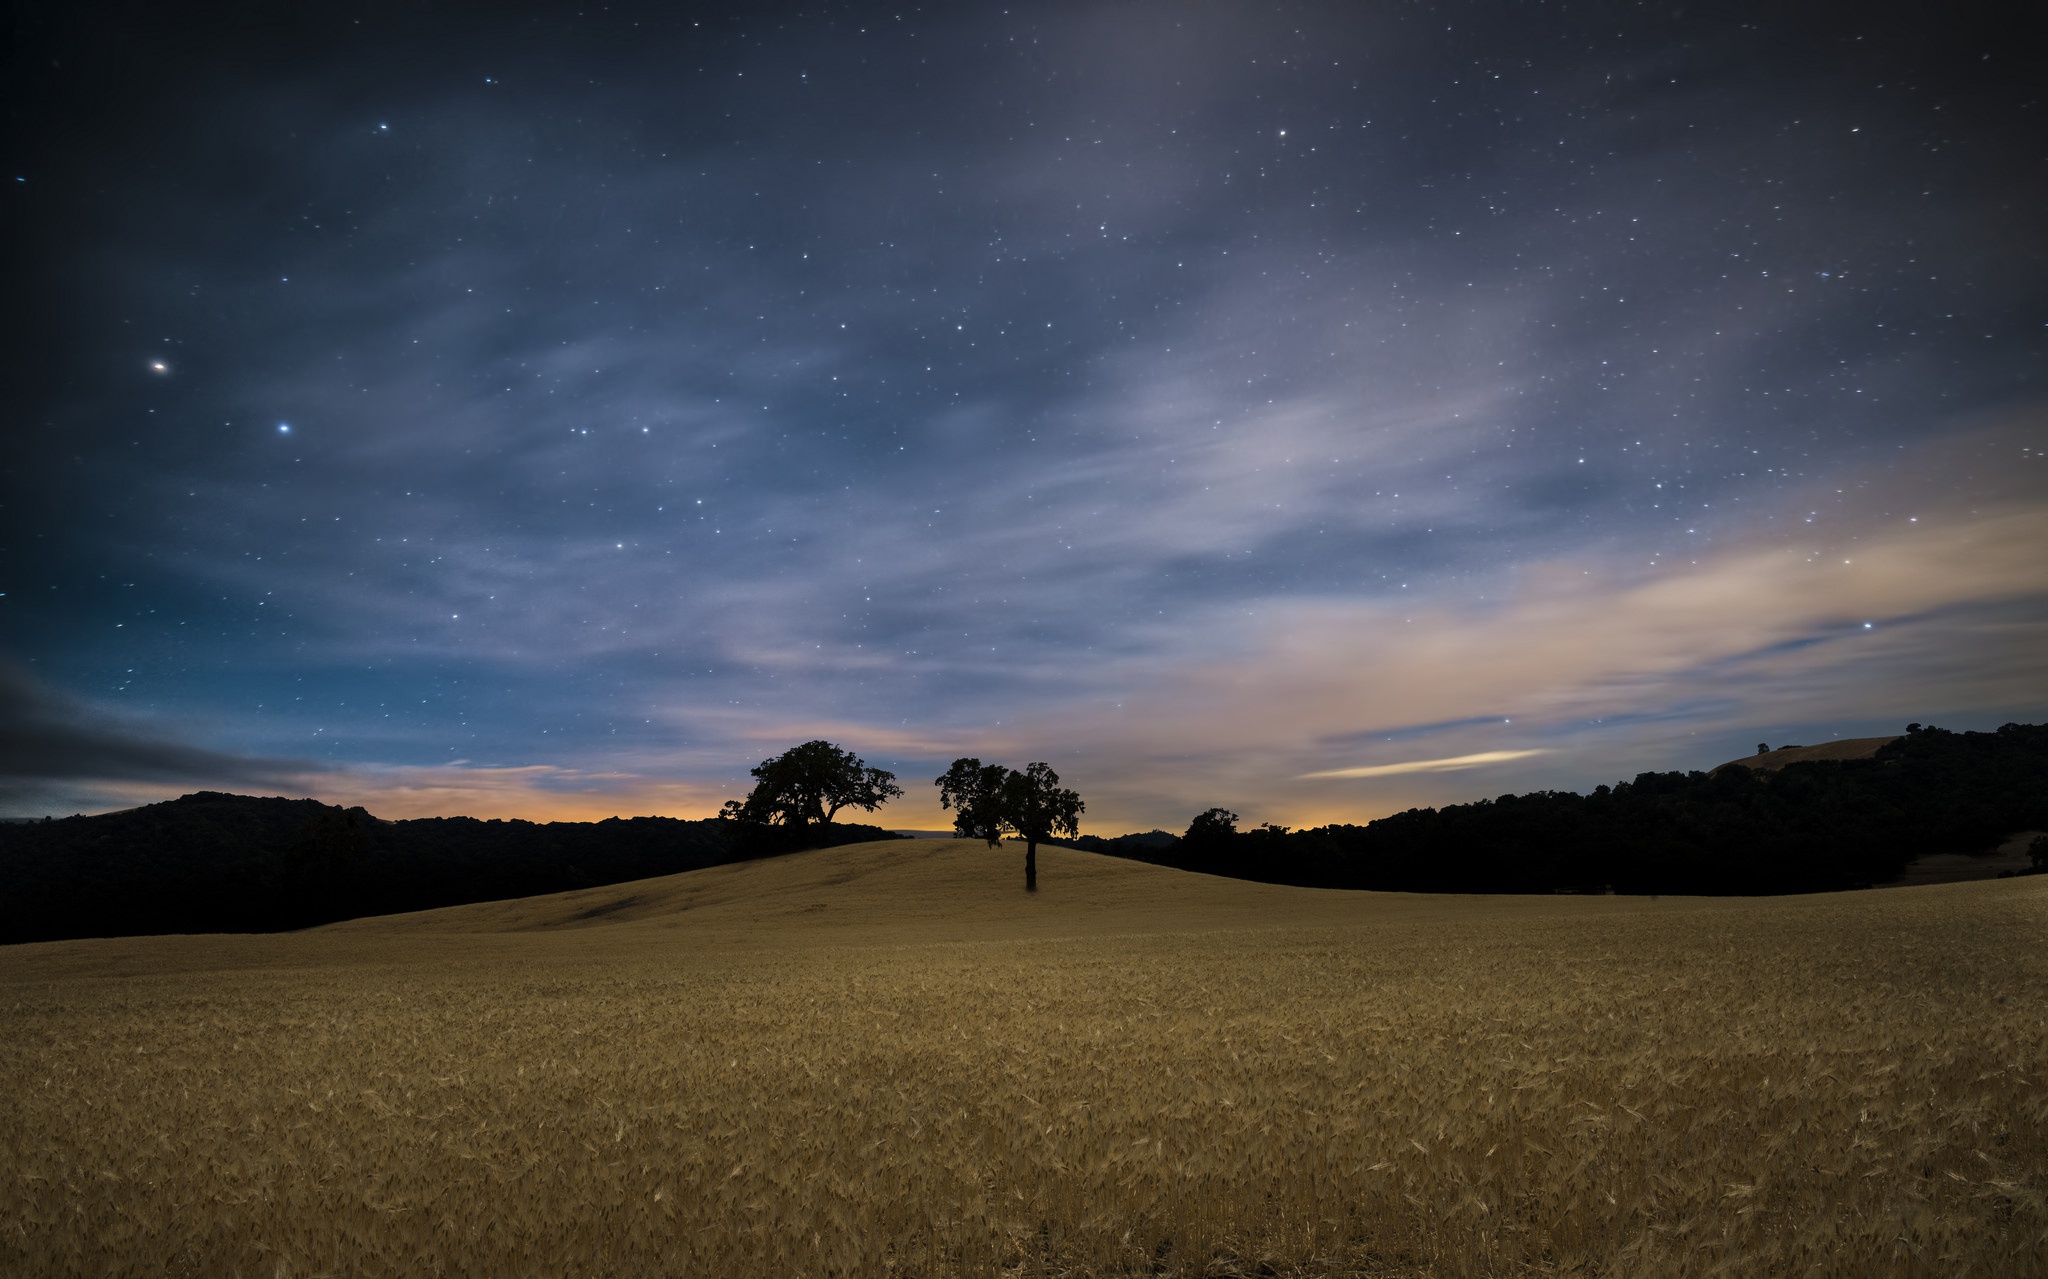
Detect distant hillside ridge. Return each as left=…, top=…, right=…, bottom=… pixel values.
left=1710, top=736, right=1902, bottom=774
left=1066, top=722, right=2048, bottom=896
left=0, top=792, right=900, bottom=945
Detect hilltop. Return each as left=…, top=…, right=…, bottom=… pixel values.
left=316, top=836, right=1498, bottom=947
left=1709, top=735, right=1901, bottom=773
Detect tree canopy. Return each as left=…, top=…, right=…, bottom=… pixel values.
left=723, top=739, right=903, bottom=830
left=1005, top=763, right=1085, bottom=848
left=1183, top=807, right=1239, bottom=844
left=934, top=757, right=1013, bottom=847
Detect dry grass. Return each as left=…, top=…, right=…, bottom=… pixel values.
left=1708, top=736, right=1899, bottom=774
left=3, top=839, right=2044, bottom=1277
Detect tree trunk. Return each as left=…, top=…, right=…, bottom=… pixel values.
left=1024, top=838, right=1038, bottom=892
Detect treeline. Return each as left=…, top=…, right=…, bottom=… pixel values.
left=0, top=792, right=898, bottom=945
left=1064, top=723, right=2048, bottom=895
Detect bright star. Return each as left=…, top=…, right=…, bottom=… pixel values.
left=149, top=361, right=168, bottom=373
left=277, top=423, right=291, bottom=434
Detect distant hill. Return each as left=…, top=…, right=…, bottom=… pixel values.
left=0, top=793, right=899, bottom=945
left=1710, top=736, right=1901, bottom=774
left=1070, top=722, right=2048, bottom=896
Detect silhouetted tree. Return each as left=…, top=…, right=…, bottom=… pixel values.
left=722, top=740, right=902, bottom=830
left=1178, top=807, right=1239, bottom=873
left=1757, top=742, right=1770, bottom=755
left=1002, top=762, right=1084, bottom=892
left=935, top=758, right=1011, bottom=847
left=1185, top=808, right=1240, bottom=842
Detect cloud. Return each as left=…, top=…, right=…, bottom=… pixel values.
left=936, top=415, right=2048, bottom=827
left=259, top=411, right=2043, bottom=833
left=0, top=661, right=312, bottom=789
left=1302, top=751, right=1548, bottom=780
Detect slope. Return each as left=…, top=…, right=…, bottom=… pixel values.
left=314, top=837, right=1499, bottom=946
left=3, top=850, right=2042, bottom=1277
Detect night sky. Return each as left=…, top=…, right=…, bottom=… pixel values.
left=4, top=0, right=2043, bottom=831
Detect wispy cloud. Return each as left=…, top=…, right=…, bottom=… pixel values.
left=933, top=417, right=2048, bottom=827
left=1302, top=751, right=1548, bottom=780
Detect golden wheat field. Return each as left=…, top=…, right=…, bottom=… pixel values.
left=3, top=839, right=2044, bottom=1278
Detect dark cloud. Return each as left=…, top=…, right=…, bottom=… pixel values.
left=3, top=1, right=2042, bottom=824
left=0, top=661, right=313, bottom=808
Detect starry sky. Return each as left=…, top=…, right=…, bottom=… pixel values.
left=4, top=0, right=2044, bottom=831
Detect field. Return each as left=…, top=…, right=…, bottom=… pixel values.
left=3, top=839, right=2044, bottom=1277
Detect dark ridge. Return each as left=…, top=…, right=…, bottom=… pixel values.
left=1060, top=722, right=2048, bottom=896
left=0, top=794, right=901, bottom=945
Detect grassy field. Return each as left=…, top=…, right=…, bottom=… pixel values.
left=3, top=839, right=2043, bottom=1277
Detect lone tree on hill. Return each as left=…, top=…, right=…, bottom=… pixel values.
left=934, top=758, right=1011, bottom=847
left=1002, top=761, right=1085, bottom=893
left=936, top=757, right=1085, bottom=891
left=722, top=739, right=902, bottom=831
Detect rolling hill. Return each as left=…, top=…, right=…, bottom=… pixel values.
left=1, top=836, right=2042, bottom=1276
left=316, top=837, right=1451, bottom=942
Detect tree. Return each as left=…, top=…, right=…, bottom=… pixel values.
left=1001, top=762, right=1084, bottom=893
left=934, top=757, right=1011, bottom=847
left=1183, top=807, right=1240, bottom=846
left=1179, top=807, right=1239, bottom=874
left=722, top=739, right=902, bottom=831
left=936, top=758, right=1085, bottom=891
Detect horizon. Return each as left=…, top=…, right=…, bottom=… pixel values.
left=0, top=725, right=1945, bottom=832
left=5, top=1, right=2044, bottom=831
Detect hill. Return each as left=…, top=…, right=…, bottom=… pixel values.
left=315, top=837, right=1485, bottom=946
left=1709, top=735, right=1901, bottom=773
left=1, top=838, right=2040, bottom=1276
left=0, top=836, right=1632, bottom=988
left=1080, top=721, right=2048, bottom=895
